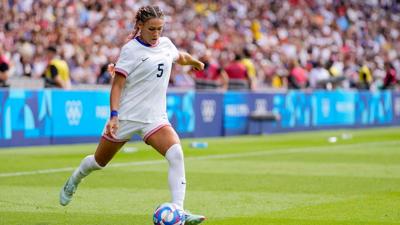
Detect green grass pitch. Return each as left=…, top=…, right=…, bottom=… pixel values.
left=0, top=127, right=400, bottom=225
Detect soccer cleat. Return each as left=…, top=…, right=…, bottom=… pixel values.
left=183, top=211, right=206, bottom=225
left=59, top=177, right=78, bottom=206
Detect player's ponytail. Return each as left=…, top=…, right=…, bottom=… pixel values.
left=126, top=25, right=140, bottom=42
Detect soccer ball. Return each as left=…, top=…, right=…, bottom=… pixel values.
left=153, top=202, right=185, bottom=225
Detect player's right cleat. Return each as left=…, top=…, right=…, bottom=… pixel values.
left=183, top=211, right=206, bottom=225
left=59, top=177, right=78, bottom=206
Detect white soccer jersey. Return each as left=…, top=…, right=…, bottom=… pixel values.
left=114, top=37, right=179, bottom=122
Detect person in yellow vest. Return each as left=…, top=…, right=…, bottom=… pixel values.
left=43, top=46, right=71, bottom=89
left=358, top=62, right=373, bottom=90
left=241, top=48, right=257, bottom=90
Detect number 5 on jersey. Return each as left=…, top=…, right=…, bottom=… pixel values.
left=157, top=63, right=164, bottom=77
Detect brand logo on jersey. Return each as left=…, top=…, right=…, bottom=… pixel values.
left=65, top=100, right=82, bottom=126
left=201, top=100, right=216, bottom=122
left=141, top=57, right=149, bottom=62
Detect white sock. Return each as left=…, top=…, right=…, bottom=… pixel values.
left=165, top=144, right=186, bottom=209
left=71, top=155, right=103, bottom=184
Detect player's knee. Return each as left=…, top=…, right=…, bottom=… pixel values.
left=165, top=144, right=184, bottom=163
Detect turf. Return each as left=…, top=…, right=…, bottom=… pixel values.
left=0, top=127, right=399, bottom=225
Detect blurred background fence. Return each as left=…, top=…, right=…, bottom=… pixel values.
left=1, top=88, right=399, bottom=147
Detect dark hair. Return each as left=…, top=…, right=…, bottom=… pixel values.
left=243, top=48, right=251, bottom=58
left=47, top=46, right=57, bottom=53
left=129, top=6, right=164, bottom=39
left=234, top=53, right=242, bottom=61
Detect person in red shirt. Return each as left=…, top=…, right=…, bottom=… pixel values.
left=224, top=54, right=254, bottom=90
left=287, top=59, right=308, bottom=89
left=382, top=62, right=397, bottom=90
left=192, top=52, right=228, bottom=90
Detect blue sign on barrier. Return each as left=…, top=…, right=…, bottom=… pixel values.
left=273, top=91, right=312, bottom=129
left=393, top=92, right=400, bottom=124
left=0, top=90, right=6, bottom=141
left=0, top=90, right=51, bottom=147
left=1, top=89, right=399, bottom=148
left=167, top=91, right=195, bottom=137
left=223, top=91, right=250, bottom=135
left=247, top=93, right=275, bottom=134
left=312, top=91, right=355, bottom=126
left=355, top=91, right=393, bottom=125
left=194, top=92, right=223, bottom=137
left=51, top=90, right=109, bottom=137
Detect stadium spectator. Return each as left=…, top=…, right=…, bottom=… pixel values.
left=342, top=55, right=359, bottom=89
left=43, top=46, right=71, bottom=89
left=97, top=62, right=113, bottom=85
left=225, top=54, right=253, bottom=90
left=15, top=40, right=35, bottom=78
left=287, top=59, right=309, bottom=89
left=358, top=61, right=373, bottom=90
left=241, top=47, right=257, bottom=89
left=191, top=51, right=228, bottom=90
left=0, top=46, right=10, bottom=87
left=58, top=5, right=206, bottom=225
left=325, top=57, right=346, bottom=89
left=382, top=62, right=398, bottom=90
left=1, top=0, right=399, bottom=90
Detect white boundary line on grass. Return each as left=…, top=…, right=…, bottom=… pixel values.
left=0, top=140, right=398, bottom=178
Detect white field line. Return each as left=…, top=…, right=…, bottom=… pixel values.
left=0, top=140, right=398, bottom=178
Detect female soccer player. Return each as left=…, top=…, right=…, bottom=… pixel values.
left=59, top=5, right=206, bottom=224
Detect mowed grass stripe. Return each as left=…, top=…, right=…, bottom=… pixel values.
left=209, top=217, right=400, bottom=225
left=111, top=158, right=400, bottom=179
left=185, top=173, right=400, bottom=194
left=265, top=193, right=400, bottom=224
left=0, top=211, right=150, bottom=225
left=4, top=169, right=398, bottom=195
left=0, top=185, right=348, bottom=218
left=187, top=161, right=400, bottom=178
left=0, top=140, right=398, bottom=178
left=0, top=186, right=168, bottom=214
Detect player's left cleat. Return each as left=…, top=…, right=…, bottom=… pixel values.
left=59, top=177, right=78, bottom=206
left=183, top=211, right=206, bottom=225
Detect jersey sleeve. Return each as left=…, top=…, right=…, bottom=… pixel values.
left=166, top=38, right=180, bottom=62
left=115, top=44, right=133, bottom=77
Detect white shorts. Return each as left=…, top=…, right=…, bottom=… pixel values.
left=102, top=118, right=171, bottom=144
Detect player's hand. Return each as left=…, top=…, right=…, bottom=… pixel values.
left=105, top=117, right=119, bottom=139
left=192, top=61, right=205, bottom=71
left=108, top=63, right=116, bottom=77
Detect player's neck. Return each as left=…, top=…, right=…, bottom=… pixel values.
left=136, top=36, right=158, bottom=47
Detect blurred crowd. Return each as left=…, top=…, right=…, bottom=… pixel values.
left=0, top=0, right=399, bottom=91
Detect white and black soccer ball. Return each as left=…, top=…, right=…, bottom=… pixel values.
left=153, top=202, right=185, bottom=225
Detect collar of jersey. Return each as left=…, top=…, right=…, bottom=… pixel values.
left=135, top=37, right=159, bottom=48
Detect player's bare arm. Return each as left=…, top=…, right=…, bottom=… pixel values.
left=106, top=71, right=126, bottom=139
left=176, top=52, right=204, bottom=71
